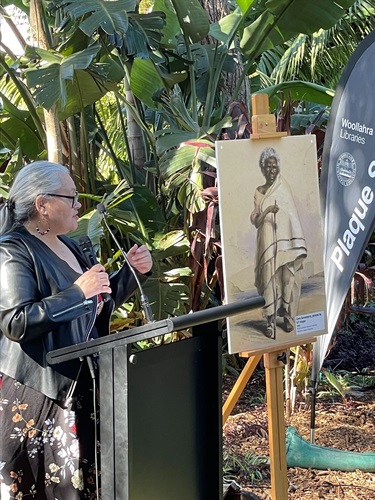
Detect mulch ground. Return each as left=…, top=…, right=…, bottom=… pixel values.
left=223, top=364, right=375, bottom=499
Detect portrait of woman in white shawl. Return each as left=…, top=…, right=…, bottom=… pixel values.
left=250, top=147, right=307, bottom=339
left=216, top=135, right=327, bottom=355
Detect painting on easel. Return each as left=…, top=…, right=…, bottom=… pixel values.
left=217, top=135, right=327, bottom=354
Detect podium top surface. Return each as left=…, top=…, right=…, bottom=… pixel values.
left=46, top=296, right=265, bottom=365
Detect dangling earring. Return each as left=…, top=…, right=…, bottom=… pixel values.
left=36, top=217, right=50, bottom=236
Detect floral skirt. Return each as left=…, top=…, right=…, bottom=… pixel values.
left=0, top=369, right=100, bottom=500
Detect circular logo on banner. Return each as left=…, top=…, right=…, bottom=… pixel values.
left=336, top=152, right=356, bottom=186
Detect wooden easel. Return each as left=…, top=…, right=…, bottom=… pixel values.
left=222, top=94, right=312, bottom=499
left=250, top=94, right=287, bottom=140
left=223, top=339, right=315, bottom=499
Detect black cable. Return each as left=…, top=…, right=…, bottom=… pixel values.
left=96, top=202, right=154, bottom=322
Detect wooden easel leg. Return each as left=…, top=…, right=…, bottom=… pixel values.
left=264, top=352, right=288, bottom=500
left=222, top=354, right=262, bottom=424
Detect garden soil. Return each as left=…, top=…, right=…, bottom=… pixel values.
left=223, top=327, right=375, bottom=499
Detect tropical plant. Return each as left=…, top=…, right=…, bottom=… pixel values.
left=0, top=0, right=368, bottom=324
left=223, top=449, right=269, bottom=484
left=256, top=0, right=375, bottom=89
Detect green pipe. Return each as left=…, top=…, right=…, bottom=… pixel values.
left=286, top=426, right=375, bottom=472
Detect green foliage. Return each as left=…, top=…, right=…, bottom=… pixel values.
left=1, top=0, right=372, bottom=324
left=321, top=369, right=346, bottom=398
left=0, top=92, right=45, bottom=159
left=222, top=353, right=241, bottom=377
left=0, top=147, right=24, bottom=198
left=257, top=81, right=334, bottom=110
left=130, top=58, right=166, bottom=109
left=318, top=367, right=375, bottom=400
left=223, top=449, right=268, bottom=484
left=55, top=0, right=136, bottom=36
left=336, top=369, right=375, bottom=391
left=25, top=45, right=105, bottom=110
left=169, top=0, right=209, bottom=43
left=253, top=0, right=375, bottom=89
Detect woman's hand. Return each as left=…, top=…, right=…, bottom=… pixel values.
left=74, top=263, right=112, bottom=299
left=127, top=244, right=152, bottom=274
left=265, top=203, right=279, bottom=215
left=252, top=203, right=279, bottom=228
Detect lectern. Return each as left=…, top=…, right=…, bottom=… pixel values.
left=47, top=297, right=264, bottom=500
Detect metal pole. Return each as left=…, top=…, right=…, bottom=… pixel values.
left=309, top=381, right=318, bottom=443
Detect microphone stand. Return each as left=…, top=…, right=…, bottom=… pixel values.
left=97, top=203, right=154, bottom=323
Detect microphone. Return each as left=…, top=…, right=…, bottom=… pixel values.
left=79, top=235, right=111, bottom=303
left=96, top=203, right=154, bottom=323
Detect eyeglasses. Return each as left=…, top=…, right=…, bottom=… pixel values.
left=44, top=191, right=79, bottom=208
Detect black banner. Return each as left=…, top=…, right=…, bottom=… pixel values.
left=312, top=30, right=375, bottom=381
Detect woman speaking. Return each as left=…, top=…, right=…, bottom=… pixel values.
left=0, top=161, right=152, bottom=499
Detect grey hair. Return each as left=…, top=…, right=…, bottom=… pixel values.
left=259, top=147, right=281, bottom=174
left=8, top=161, right=71, bottom=225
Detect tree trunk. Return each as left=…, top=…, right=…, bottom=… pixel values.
left=199, top=0, right=229, bottom=25
left=29, top=0, right=62, bottom=164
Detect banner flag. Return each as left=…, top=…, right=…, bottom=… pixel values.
left=311, top=31, right=375, bottom=382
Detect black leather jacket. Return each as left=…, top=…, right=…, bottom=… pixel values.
left=0, top=227, right=147, bottom=402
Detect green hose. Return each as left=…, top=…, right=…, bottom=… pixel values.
left=286, top=426, right=375, bottom=472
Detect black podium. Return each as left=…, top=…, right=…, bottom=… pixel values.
left=47, top=297, right=263, bottom=500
